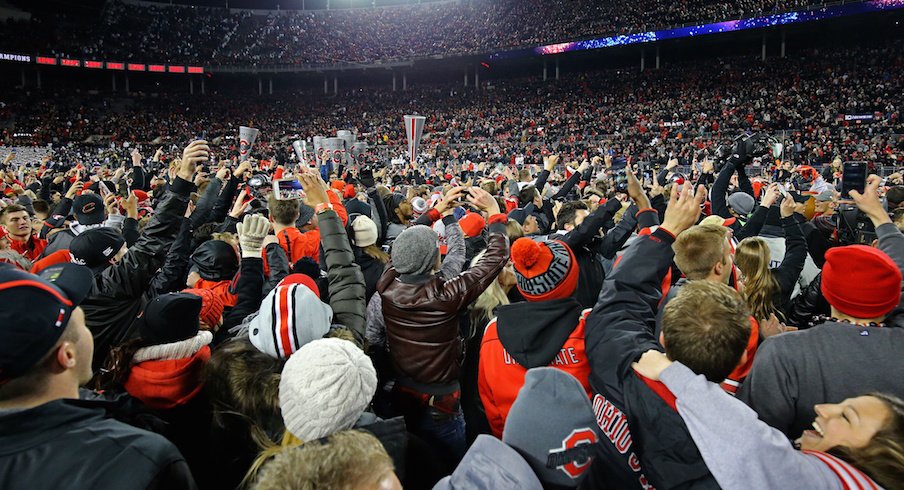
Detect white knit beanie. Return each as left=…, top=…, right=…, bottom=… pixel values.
left=279, top=338, right=377, bottom=442
left=351, top=215, right=378, bottom=247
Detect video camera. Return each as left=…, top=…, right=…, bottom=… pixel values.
left=835, top=204, right=878, bottom=245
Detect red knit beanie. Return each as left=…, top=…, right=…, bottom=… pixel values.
left=510, top=238, right=579, bottom=302
left=821, top=245, right=902, bottom=319
left=458, top=213, right=486, bottom=238
left=183, top=288, right=226, bottom=328
left=278, top=273, right=321, bottom=299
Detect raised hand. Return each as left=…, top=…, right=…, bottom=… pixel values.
left=236, top=213, right=270, bottom=258
left=466, top=186, right=501, bottom=215
left=779, top=194, right=796, bottom=218
left=178, top=140, right=209, bottom=182
left=850, top=174, right=891, bottom=226
left=298, top=168, right=329, bottom=206
left=435, top=186, right=466, bottom=215
left=760, top=183, right=780, bottom=208
left=660, top=184, right=707, bottom=236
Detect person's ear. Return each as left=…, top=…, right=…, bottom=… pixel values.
left=55, top=342, right=77, bottom=370
left=713, top=261, right=724, bottom=277
left=870, top=238, right=879, bottom=248
left=658, top=331, right=666, bottom=349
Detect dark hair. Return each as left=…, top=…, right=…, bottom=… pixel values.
left=204, top=338, right=284, bottom=450
left=556, top=200, right=589, bottom=229
left=0, top=204, right=28, bottom=221
left=32, top=199, right=51, bottom=216
left=518, top=185, right=538, bottom=207
left=192, top=222, right=219, bottom=250
left=662, top=281, right=751, bottom=383
left=831, top=392, right=904, bottom=489
left=93, top=338, right=147, bottom=391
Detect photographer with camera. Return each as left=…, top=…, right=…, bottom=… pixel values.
left=711, top=133, right=774, bottom=242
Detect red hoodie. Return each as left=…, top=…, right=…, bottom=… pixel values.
left=124, top=346, right=211, bottom=410
left=479, top=306, right=593, bottom=437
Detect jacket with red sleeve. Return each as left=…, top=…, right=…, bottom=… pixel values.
left=478, top=300, right=592, bottom=437
left=583, top=228, right=720, bottom=490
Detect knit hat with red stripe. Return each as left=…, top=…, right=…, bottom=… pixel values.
left=249, top=283, right=332, bottom=359
left=821, top=245, right=902, bottom=319
left=510, top=238, right=579, bottom=302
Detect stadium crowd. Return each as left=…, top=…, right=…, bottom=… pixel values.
left=1, top=119, right=903, bottom=489
left=3, top=40, right=903, bottom=177
left=1, top=3, right=904, bottom=488
left=3, top=0, right=815, bottom=65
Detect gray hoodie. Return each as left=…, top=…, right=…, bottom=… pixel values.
left=432, top=435, right=542, bottom=490
left=661, top=362, right=880, bottom=490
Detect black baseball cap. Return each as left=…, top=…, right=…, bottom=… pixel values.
left=72, top=194, right=105, bottom=226
left=70, top=227, right=126, bottom=272
left=0, top=263, right=94, bottom=383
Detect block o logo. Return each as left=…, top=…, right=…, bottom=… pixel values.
left=554, top=428, right=598, bottom=479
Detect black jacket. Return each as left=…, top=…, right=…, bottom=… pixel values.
left=712, top=163, right=767, bottom=241
left=584, top=228, right=719, bottom=490
left=355, top=247, right=387, bottom=305
left=81, top=177, right=195, bottom=370
left=0, top=398, right=196, bottom=490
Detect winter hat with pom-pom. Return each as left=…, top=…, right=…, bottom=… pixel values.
left=511, top=238, right=579, bottom=302
left=279, top=338, right=377, bottom=442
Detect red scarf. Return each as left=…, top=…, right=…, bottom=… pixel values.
left=124, top=346, right=211, bottom=410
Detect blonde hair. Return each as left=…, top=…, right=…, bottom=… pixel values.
left=243, top=430, right=304, bottom=489
left=735, top=237, right=780, bottom=321
left=253, top=430, right=393, bottom=490
left=363, top=244, right=389, bottom=264
left=673, top=225, right=730, bottom=280
left=468, top=250, right=510, bottom=338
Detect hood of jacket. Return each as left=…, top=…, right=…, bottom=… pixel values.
left=124, top=346, right=211, bottom=410
left=495, top=297, right=582, bottom=369
left=434, top=435, right=542, bottom=490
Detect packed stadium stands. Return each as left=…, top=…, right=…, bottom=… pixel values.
left=3, top=0, right=816, bottom=65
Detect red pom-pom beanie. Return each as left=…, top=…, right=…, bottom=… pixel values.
left=510, top=238, right=579, bottom=302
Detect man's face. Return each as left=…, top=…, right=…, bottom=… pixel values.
left=68, top=307, right=94, bottom=386
left=523, top=215, right=539, bottom=234
left=3, top=211, right=32, bottom=239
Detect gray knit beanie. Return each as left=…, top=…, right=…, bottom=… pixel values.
left=503, top=368, right=602, bottom=487
left=727, top=192, right=755, bottom=216
left=390, top=225, right=439, bottom=275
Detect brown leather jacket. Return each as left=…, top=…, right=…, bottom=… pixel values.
left=378, top=216, right=510, bottom=391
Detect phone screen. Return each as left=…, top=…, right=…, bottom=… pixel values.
left=840, top=162, right=867, bottom=199
left=274, top=179, right=304, bottom=201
